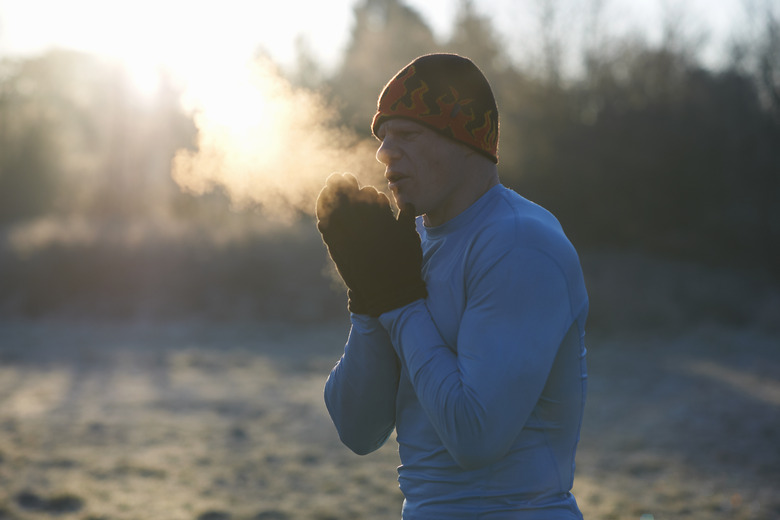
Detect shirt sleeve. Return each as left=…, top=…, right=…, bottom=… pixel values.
left=378, top=246, right=580, bottom=470
left=324, top=313, right=400, bottom=455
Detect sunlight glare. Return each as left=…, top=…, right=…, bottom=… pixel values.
left=124, top=59, right=162, bottom=99
left=4, top=0, right=385, bottom=217
left=171, top=54, right=383, bottom=221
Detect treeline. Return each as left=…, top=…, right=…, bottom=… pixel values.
left=0, top=0, right=778, bottom=320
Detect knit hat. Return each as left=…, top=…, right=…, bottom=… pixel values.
left=372, top=53, right=499, bottom=163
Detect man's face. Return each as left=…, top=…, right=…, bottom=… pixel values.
left=375, top=118, right=470, bottom=226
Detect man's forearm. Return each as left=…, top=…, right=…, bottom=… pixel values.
left=324, top=314, right=400, bottom=455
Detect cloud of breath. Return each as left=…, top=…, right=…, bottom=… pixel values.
left=171, top=57, right=383, bottom=221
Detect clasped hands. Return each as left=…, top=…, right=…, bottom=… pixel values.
left=316, top=173, right=427, bottom=317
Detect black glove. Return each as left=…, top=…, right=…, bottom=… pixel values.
left=316, top=173, right=427, bottom=316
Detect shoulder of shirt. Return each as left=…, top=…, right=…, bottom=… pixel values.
left=468, top=187, right=589, bottom=318
left=472, top=186, right=572, bottom=254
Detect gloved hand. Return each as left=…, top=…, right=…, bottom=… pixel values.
left=316, top=173, right=427, bottom=317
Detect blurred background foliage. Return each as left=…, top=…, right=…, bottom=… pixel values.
left=1, top=0, right=779, bottom=330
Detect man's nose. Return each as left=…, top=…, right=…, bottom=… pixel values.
left=376, top=138, right=400, bottom=167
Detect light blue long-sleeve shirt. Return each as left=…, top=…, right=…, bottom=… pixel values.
left=324, top=185, right=589, bottom=519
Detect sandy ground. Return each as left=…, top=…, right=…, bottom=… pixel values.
left=0, top=318, right=778, bottom=520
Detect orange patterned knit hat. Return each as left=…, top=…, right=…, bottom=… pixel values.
left=372, top=54, right=499, bottom=163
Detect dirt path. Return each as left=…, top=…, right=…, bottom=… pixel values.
left=0, top=319, right=777, bottom=519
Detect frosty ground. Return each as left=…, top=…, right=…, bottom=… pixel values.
left=0, top=316, right=777, bottom=520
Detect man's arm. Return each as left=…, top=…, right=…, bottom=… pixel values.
left=324, top=313, right=400, bottom=455
left=379, top=247, right=585, bottom=470
left=315, top=174, right=422, bottom=455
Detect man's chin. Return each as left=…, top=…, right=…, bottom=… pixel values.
left=391, top=193, right=412, bottom=211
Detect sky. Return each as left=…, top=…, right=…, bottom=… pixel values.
left=0, top=0, right=750, bottom=76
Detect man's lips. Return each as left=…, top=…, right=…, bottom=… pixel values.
left=386, top=171, right=409, bottom=189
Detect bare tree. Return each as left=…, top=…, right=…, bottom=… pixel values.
left=328, top=0, right=439, bottom=131
left=446, top=0, right=506, bottom=75
left=535, top=0, right=563, bottom=85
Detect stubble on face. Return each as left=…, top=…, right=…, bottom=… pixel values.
left=376, top=119, right=469, bottom=224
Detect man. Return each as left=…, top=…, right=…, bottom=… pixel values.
left=316, top=53, right=589, bottom=519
